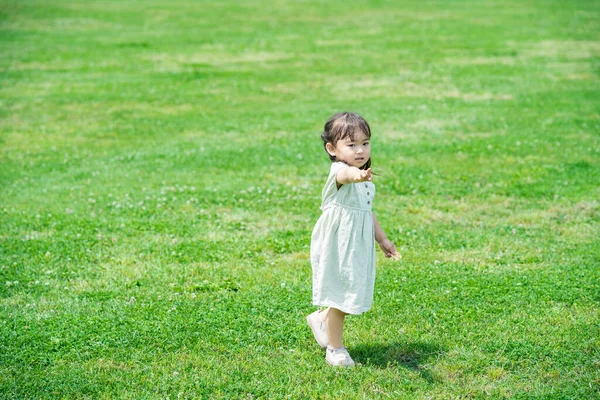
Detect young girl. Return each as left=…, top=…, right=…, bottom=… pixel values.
left=307, top=112, right=399, bottom=367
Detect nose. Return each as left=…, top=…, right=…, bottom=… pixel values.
left=356, top=146, right=364, bottom=154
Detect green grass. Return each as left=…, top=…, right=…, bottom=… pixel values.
left=1, top=0, right=599, bottom=398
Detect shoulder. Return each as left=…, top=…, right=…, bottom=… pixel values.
left=330, top=161, right=348, bottom=172
left=329, top=162, right=349, bottom=177
left=321, top=162, right=347, bottom=200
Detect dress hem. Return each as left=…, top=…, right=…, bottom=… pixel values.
left=312, top=300, right=371, bottom=315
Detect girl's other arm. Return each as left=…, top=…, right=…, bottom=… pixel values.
left=373, top=213, right=399, bottom=258
left=336, top=167, right=372, bottom=185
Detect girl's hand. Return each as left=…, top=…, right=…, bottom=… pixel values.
left=337, top=167, right=373, bottom=185
left=354, top=168, right=372, bottom=182
left=379, top=239, right=401, bottom=260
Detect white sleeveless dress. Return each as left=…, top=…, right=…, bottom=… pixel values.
left=310, top=162, right=376, bottom=315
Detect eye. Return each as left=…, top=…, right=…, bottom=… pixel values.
left=364, top=142, right=370, bottom=146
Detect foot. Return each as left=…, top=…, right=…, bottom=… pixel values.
left=306, top=311, right=329, bottom=349
left=326, top=345, right=355, bottom=367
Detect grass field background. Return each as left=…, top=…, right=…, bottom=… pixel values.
left=1, top=0, right=599, bottom=398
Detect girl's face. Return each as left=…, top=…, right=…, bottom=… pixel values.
left=326, top=131, right=371, bottom=169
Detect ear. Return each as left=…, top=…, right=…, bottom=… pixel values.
left=325, top=142, right=336, bottom=157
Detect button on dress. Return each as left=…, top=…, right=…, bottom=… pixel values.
left=310, top=162, right=376, bottom=315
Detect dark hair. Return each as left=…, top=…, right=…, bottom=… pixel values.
left=321, top=112, right=371, bottom=170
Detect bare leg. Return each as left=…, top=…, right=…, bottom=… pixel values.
left=325, top=308, right=347, bottom=349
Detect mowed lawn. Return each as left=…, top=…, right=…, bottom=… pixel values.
left=1, top=0, right=599, bottom=398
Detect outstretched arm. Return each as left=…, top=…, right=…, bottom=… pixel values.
left=373, top=213, right=400, bottom=259
left=336, top=167, right=372, bottom=186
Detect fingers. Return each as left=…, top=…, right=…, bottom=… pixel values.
left=356, top=169, right=372, bottom=182
left=381, top=241, right=401, bottom=260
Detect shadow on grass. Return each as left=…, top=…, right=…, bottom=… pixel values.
left=351, top=341, right=444, bottom=381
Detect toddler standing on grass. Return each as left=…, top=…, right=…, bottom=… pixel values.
left=307, top=112, right=399, bottom=367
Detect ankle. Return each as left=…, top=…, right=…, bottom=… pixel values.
left=318, top=308, right=328, bottom=322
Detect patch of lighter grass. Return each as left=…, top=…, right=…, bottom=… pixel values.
left=381, top=118, right=497, bottom=142
left=183, top=130, right=266, bottom=146
left=88, top=258, right=213, bottom=293
left=105, top=102, right=195, bottom=115
left=520, top=40, right=600, bottom=60
left=145, top=50, right=292, bottom=71
left=407, top=118, right=453, bottom=133
left=314, top=39, right=364, bottom=47
left=378, top=127, right=424, bottom=142
left=543, top=61, right=598, bottom=81
left=97, top=259, right=170, bottom=286
left=333, top=77, right=513, bottom=101
left=377, top=118, right=465, bottom=143
left=423, top=41, right=599, bottom=82
left=446, top=196, right=594, bottom=222
left=444, top=56, right=518, bottom=66
left=505, top=200, right=599, bottom=226
left=260, top=79, right=332, bottom=94
left=15, top=230, right=56, bottom=241
left=430, top=345, right=489, bottom=380
left=85, top=357, right=137, bottom=373
left=436, top=247, right=546, bottom=272
left=402, top=196, right=518, bottom=225
left=8, top=59, right=122, bottom=72
left=554, top=71, right=596, bottom=81
left=1, top=130, right=112, bottom=155
left=277, top=251, right=309, bottom=264
left=456, top=91, right=513, bottom=101
left=1, top=18, right=124, bottom=32
left=1, top=107, right=116, bottom=154
left=0, top=81, right=61, bottom=100
left=67, top=277, right=97, bottom=294
left=403, top=206, right=463, bottom=225
left=460, top=200, right=599, bottom=243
